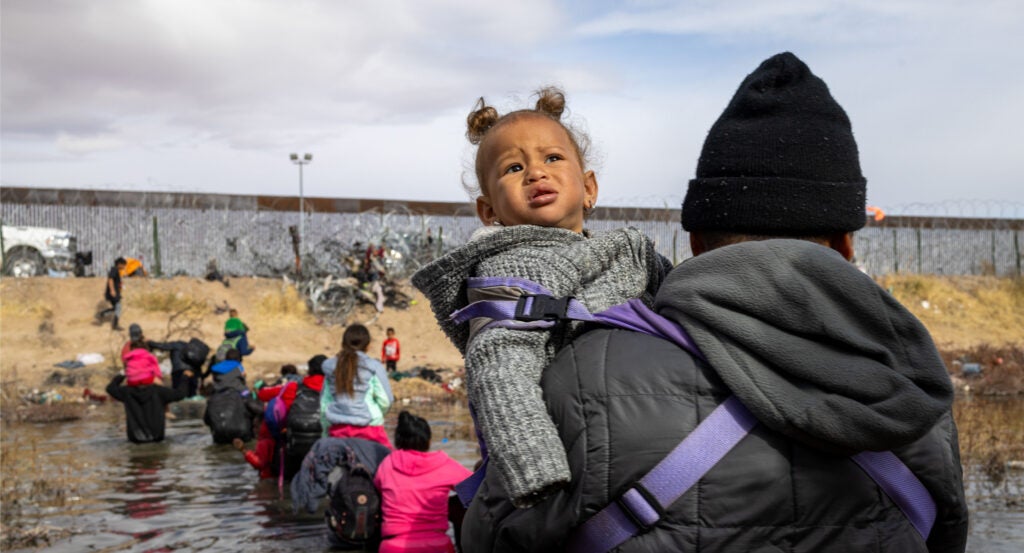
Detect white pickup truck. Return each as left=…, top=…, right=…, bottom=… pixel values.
left=0, top=224, right=78, bottom=277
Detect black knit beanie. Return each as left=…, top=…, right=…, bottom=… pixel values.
left=682, top=52, right=866, bottom=234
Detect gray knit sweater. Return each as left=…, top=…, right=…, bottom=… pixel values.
left=412, top=225, right=671, bottom=506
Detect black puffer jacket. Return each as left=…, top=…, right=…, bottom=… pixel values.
left=462, top=240, right=968, bottom=552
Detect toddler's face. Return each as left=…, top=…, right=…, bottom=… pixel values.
left=476, top=115, right=597, bottom=233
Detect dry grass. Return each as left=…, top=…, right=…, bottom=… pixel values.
left=392, top=376, right=463, bottom=403
left=254, top=286, right=309, bottom=319
left=879, top=275, right=1024, bottom=349
left=954, top=397, right=1024, bottom=503
left=133, top=290, right=208, bottom=314
left=0, top=296, right=53, bottom=319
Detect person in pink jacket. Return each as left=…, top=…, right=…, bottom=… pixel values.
left=122, top=324, right=163, bottom=387
left=374, top=411, right=472, bottom=553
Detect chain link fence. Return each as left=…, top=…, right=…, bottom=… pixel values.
left=2, top=187, right=1022, bottom=278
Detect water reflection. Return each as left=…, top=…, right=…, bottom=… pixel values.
left=1, top=397, right=1021, bottom=551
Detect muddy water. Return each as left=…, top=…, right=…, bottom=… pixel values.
left=1, top=397, right=1021, bottom=552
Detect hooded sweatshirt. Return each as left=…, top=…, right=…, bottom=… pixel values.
left=374, top=449, right=472, bottom=552
left=106, top=374, right=186, bottom=443
left=209, top=359, right=247, bottom=393
left=655, top=239, right=954, bottom=454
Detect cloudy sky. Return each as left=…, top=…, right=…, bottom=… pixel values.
left=2, top=0, right=1022, bottom=215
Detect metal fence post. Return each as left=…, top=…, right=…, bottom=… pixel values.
left=152, top=216, right=162, bottom=277
left=892, top=229, right=899, bottom=273
left=916, top=227, right=922, bottom=274
left=991, top=230, right=997, bottom=276
left=1015, top=231, right=1021, bottom=276
left=672, top=230, right=678, bottom=266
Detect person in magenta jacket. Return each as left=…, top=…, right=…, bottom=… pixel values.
left=374, top=411, right=472, bottom=553
left=122, top=324, right=163, bottom=386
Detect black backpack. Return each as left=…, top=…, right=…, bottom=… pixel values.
left=203, top=390, right=254, bottom=444
left=325, top=458, right=382, bottom=550
left=284, top=384, right=323, bottom=478
left=183, top=338, right=210, bottom=368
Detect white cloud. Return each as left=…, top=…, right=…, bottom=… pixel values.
left=1, top=0, right=1022, bottom=213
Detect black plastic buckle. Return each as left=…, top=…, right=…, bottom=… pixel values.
left=514, top=294, right=572, bottom=322
left=615, top=482, right=664, bottom=533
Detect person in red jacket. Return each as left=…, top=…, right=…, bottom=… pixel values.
left=234, top=357, right=327, bottom=478
left=382, top=327, right=400, bottom=373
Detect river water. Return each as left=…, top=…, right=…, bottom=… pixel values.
left=1, top=398, right=1021, bottom=552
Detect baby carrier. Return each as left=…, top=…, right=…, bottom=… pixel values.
left=450, top=276, right=939, bottom=553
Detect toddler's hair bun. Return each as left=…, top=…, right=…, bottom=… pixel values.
left=534, top=87, right=566, bottom=120
left=466, top=98, right=500, bottom=145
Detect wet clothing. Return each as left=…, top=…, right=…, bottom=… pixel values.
left=203, top=388, right=262, bottom=444
left=244, top=374, right=329, bottom=478
left=208, top=359, right=247, bottom=393
left=374, top=449, right=472, bottom=553
left=290, top=437, right=393, bottom=514
left=148, top=340, right=205, bottom=396
left=322, top=352, right=393, bottom=428
left=327, top=423, right=393, bottom=449
left=256, top=373, right=324, bottom=408
left=122, top=348, right=162, bottom=386
left=412, top=225, right=671, bottom=506
left=462, top=240, right=967, bottom=552
left=106, top=374, right=186, bottom=443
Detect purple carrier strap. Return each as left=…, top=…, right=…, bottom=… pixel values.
left=448, top=277, right=937, bottom=549
left=567, top=396, right=757, bottom=553
left=591, top=300, right=706, bottom=362
left=455, top=403, right=490, bottom=508
left=852, top=451, right=936, bottom=540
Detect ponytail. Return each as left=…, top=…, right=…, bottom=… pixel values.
left=334, top=324, right=371, bottom=397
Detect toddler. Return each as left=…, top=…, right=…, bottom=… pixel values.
left=412, top=87, right=671, bottom=507
left=122, top=324, right=162, bottom=387
left=382, top=327, right=401, bottom=373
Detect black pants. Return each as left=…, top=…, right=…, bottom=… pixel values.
left=386, top=360, right=397, bottom=372
left=172, top=371, right=199, bottom=397
left=99, top=296, right=122, bottom=317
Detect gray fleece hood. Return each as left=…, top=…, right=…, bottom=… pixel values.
left=655, top=239, right=953, bottom=453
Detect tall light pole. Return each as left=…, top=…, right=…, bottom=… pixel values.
left=289, top=152, right=313, bottom=269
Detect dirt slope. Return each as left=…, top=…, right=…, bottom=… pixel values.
left=1, top=276, right=462, bottom=390
left=1, top=274, right=1022, bottom=391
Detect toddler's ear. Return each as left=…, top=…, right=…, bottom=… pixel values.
left=584, top=170, right=599, bottom=207
left=476, top=196, right=498, bottom=226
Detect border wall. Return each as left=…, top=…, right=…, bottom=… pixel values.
left=2, top=187, right=1022, bottom=278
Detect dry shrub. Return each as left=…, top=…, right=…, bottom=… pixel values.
left=954, top=397, right=1024, bottom=499
left=255, top=286, right=308, bottom=319
left=392, top=377, right=461, bottom=402
left=942, top=345, right=1024, bottom=395
left=880, top=275, right=1024, bottom=349
left=0, top=297, right=53, bottom=319
left=1, top=402, right=88, bottom=423
left=134, top=290, right=207, bottom=314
